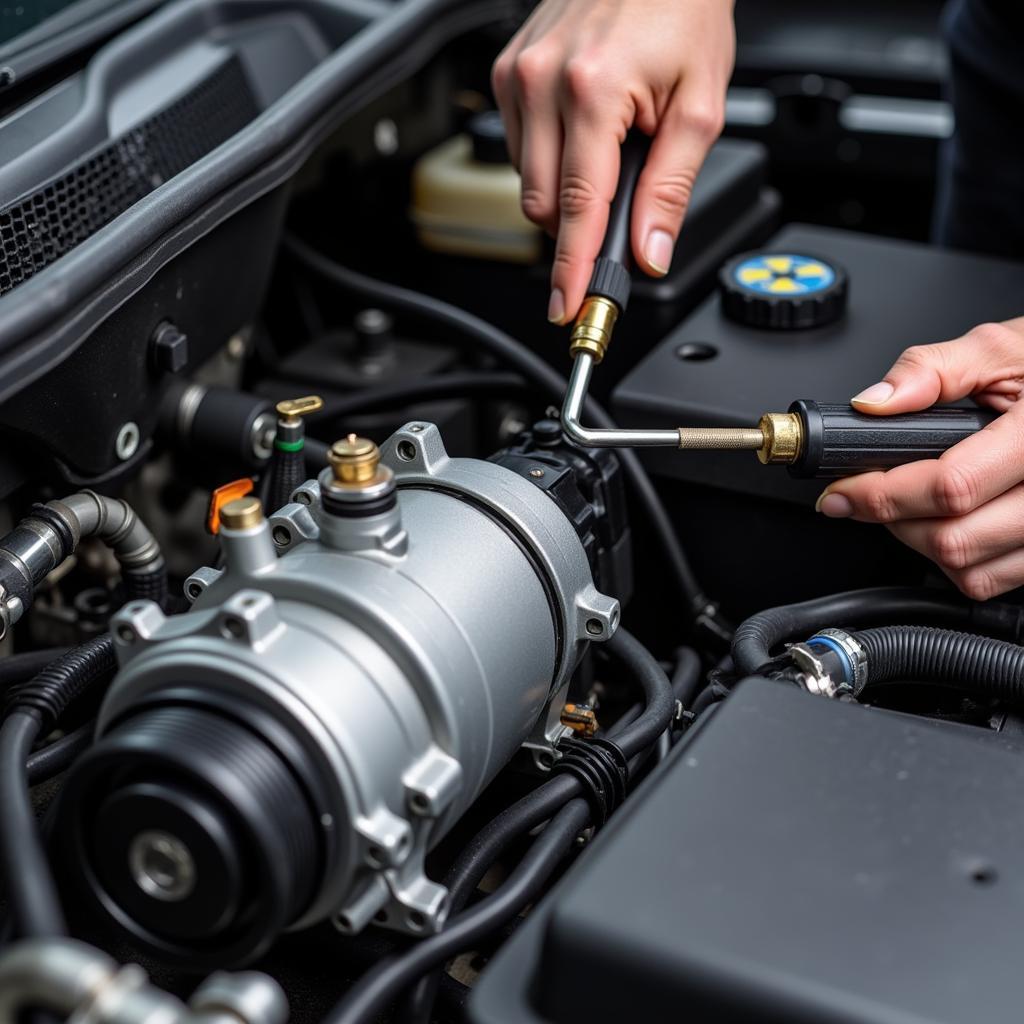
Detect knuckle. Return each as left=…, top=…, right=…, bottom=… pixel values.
left=562, top=56, right=604, bottom=103
left=967, top=321, right=1016, bottom=354
left=934, top=463, right=980, bottom=516
left=491, top=53, right=513, bottom=93
left=520, top=186, right=555, bottom=225
left=895, top=344, right=940, bottom=372
left=552, top=247, right=586, bottom=277
left=558, top=172, right=602, bottom=218
left=930, top=523, right=971, bottom=570
left=865, top=487, right=898, bottom=524
left=647, top=169, right=697, bottom=220
left=513, top=46, right=555, bottom=98
left=681, top=102, right=724, bottom=142
left=957, top=567, right=998, bottom=602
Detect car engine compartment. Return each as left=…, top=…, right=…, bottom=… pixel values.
left=2, top=2, right=1022, bottom=1023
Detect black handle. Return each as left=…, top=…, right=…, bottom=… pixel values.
left=585, top=131, right=651, bottom=314
left=788, top=400, right=997, bottom=479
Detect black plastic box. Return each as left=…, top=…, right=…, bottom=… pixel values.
left=471, top=678, right=1024, bottom=1024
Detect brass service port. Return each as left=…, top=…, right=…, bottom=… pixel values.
left=220, top=496, right=264, bottom=530
left=328, top=434, right=381, bottom=486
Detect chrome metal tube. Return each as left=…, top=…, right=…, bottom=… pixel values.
left=560, top=354, right=680, bottom=448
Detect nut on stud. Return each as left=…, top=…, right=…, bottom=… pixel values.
left=329, top=434, right=380, bottom=486
left=220, top=496, right=264, bottom=530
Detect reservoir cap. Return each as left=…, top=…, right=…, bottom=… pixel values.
left=720, top=252, right=848, bottom=329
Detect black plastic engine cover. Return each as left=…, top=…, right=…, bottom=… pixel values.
left=614, top=224, right=1024, bottom=507
left=471, top=678, right=1024, bottom=1024
left=610, top=225, right=1024, bottom=614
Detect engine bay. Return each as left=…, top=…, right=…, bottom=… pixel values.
left=1, top=2, right=1021, bottom=1023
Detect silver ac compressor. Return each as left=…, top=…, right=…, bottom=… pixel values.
left=56, top=422, right=619, bottom=965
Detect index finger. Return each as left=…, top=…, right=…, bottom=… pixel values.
left=822, top=408, right=1024, bottom=522
left=549, top=109, right=621, bottom=323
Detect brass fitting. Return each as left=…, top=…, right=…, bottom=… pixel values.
left=328, top=434, right=380, bottom=486
left=676, top=427, right=766, bottom=451
left=275, top=395, right=324, bottom=427
left=569, top=296, right=619, bottom=364
left=757, top=412, right=803, bottom=465
left=219, top=496, right=264, bottom=530
left=560, top=702, right=598, bottom=737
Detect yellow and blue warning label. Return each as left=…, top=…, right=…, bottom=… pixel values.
left=732, top=254, right=836, bottom=296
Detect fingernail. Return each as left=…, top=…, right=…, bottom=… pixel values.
left=645, top=230, right=674, bottom=275
left=547, top=288, right=565, bottom=324
left=816, top=492, right=854, bottom=518
left=852, top=381, right=895, bottom=406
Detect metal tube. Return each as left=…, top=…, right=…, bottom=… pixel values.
left=561, top=354, right=767, bottom=452
left=560, top=354, right=681, bottom=448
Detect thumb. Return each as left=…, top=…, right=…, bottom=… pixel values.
left=851, top=333, right=1002, bottom=416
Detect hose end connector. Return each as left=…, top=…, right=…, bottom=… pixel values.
left=569, top=296, right=620, bottom=365
left=787, top=627, right=868, bottom=699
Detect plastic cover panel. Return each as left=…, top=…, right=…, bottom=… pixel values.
left=0, top=56, right=257, bottom=296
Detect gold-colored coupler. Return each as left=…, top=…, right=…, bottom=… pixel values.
left=675, top=412, right=804, bottom=464
left=757, top=412, right=803, bottom=464
left=569, top=296, right=619, bottom=364
left=329, top=434, right=381, bottom=485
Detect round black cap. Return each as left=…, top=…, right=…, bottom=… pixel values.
left=719, top=252, right=848, bottom=330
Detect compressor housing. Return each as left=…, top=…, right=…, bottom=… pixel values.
left=56, top=422, right=619, bottom=966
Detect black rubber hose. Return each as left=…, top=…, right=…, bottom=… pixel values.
left=122, top=565, right=168, bottom=608
left=670, top=646, right=702, bottom=710
left=5, top=635, right=116, bottom=729
left=401, top=627, right=673, bottom=1024
left=325, top=798, right=590, bottom=1024
left=0, top=710, right=67, bottom=938
left=855, top=626, right=1024, bottom=698
left=267, top=446, right=306, bottom=515
left=283, top=235, right=709, bottom=618
left=731, top=587, right=1024, bottom=678
left=0, top=648, right=70, bottom=693
left=1, top=638, right=116, bottom=939
left=26, top=721, right=95, bottom=786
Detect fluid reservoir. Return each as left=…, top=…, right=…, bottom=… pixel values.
left=411, top=112, right=542, bottom=264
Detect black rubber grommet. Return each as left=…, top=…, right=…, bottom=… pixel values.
left=552, top=736, right=629, bottom=827
left=321, top=490, right=397, bottom=519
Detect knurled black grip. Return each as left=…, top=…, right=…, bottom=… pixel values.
left=789, top=399, right=997, bottom=479
left=586, top=131, right=651, bottom=313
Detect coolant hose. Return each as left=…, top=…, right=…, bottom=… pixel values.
left=732, top=587, right=1024, bottom=677
left=854, top=626, right=1024, bottom=698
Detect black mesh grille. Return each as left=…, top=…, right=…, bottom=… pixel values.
left=0, top=57, right=259, bottom=297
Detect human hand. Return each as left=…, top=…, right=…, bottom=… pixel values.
left=491, top=0, right=735, bottom=324
left=817, top=318, right=1024, bottom=598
